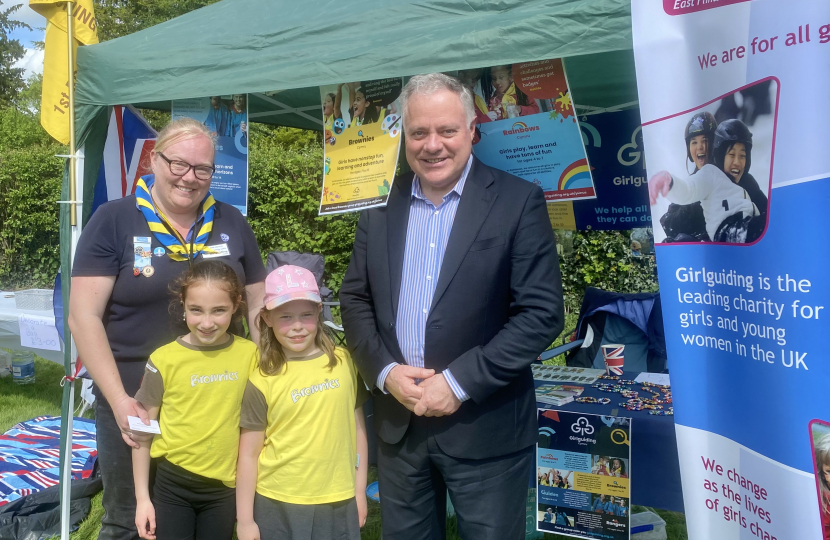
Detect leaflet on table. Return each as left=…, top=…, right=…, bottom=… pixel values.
left=633, top=373, right=670, bottom=387
left=531, top=364, right=605, bottom=385
left=463, top=59, right=595, bottom=202
left=172, top=96, right=249, bottom=215
left=537, top=410, right=631, bottom=538
left=632, top=2, right=830, bottom=539
left=318, top=79, right=403, bottom=215
left=535, top=387, right=576, bottom=407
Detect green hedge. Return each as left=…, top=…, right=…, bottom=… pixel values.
left=247, top=128, right=358, bottom=293
left=559, top=229, right=659, bottom=312
left=0, top=107, right=65, bottom=289
left=0, top=118, right=657, bottom=315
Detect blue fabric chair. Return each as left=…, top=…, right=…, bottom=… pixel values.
left=540, top=288, right=667, bottom=373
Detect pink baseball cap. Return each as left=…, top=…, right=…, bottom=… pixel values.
left=263, top=265, right=321, bottom=310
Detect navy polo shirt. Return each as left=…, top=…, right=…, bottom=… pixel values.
left=72, top=195, right=266, bottom=368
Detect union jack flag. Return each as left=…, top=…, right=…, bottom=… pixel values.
left=0, top=417, right=97, bottom=508
left=91, top=105, right=157, bottom=214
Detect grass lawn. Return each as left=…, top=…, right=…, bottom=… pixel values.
left=2, top=349, right=687, bottom=540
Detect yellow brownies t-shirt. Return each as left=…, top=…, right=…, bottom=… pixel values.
left=240, top=347, right=367, bottom=504
left=135, top=335, right=258, bottom=487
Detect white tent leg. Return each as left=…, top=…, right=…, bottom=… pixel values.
left=60, top=382, right=75, bottom=539
left=59, top=142, right=84, bottom=538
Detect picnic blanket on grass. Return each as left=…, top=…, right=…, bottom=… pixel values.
left=0, top=416, right=97, bottom=508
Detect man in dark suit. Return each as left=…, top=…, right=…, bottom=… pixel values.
left=340, top=73, right=563, bottom=540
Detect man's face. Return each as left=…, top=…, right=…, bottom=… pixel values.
left=210, top=96, right=221, bottom=108
left=404, top=89, right=475, bottom=194
left=233, top=94, right=245, bottom=109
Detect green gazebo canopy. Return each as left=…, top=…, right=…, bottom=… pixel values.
left=75, top=0, right=636, bottom=135
left=73, top=0, right=636, bottom=217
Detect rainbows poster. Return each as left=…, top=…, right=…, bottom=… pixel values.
left=465, top=59, right=596, bottom=201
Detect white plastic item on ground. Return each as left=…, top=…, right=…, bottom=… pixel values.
left=0, top=350, right=10, bottom=377
left=631, top=511, right=667, bottom=540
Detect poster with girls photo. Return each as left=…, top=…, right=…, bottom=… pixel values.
left=172, top=95, right=249, bottom=215
left=318, top=79, right=403, bottom=214
left=645, top=78, right=777, bottom=244
left=537, top=410, right=631, bottom=539
left=810, top=420, right=830, bottom=540
left=460, top=60, right=597, bottom=202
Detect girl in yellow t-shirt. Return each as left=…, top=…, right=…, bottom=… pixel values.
left=132, top=260, right=259, bottom=540
left=236, top=265, right=368, bottom=540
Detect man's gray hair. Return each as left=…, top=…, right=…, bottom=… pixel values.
left=399, top=73, right=476, bottom=127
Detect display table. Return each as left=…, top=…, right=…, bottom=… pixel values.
left=0, top=292, right=64, bottom=364
left=535, top=373, right=684, bottom=513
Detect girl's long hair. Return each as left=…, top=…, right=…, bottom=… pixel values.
left=816, top=433, right=830, bottom=513
left=257, top=310, right=337, bottom=376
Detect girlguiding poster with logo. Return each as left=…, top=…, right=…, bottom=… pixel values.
left=537, top=410, right=631, bottom=539
left=633, top=1, right=830, bottom=538
left=466, top=59, right=596, bottom=202
left=172, top=95, right=249, bottom=215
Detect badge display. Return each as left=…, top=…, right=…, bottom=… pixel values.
left=142, top=266, right=155, bottom=277
left=133, top=237, right=153, bottom=277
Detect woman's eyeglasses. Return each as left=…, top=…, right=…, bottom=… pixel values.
left=157, top=152, right=215, bottom=181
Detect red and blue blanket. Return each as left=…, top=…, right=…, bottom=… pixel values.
left=0, top=416, right=97, bottom=507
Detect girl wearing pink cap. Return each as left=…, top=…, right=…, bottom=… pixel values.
left=236, top=265, right=369, bottom=540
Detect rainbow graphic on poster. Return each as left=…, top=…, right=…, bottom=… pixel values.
left=558, top=159, right=594, bottom=191
left=470, top=58, right=595, bottom=202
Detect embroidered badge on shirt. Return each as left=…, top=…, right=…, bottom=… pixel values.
left=153, top=247, right=165, bottom=257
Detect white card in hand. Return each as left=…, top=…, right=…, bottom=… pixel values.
left=128, top=416, right=161, bottom=434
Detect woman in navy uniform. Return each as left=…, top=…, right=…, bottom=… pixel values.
left=69, top=118, right=266, bottom=540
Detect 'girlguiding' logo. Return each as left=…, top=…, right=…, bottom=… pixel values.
left=503, top=122, right=540, bottom=136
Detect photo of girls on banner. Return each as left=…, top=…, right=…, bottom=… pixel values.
left=647, top=80, right=774, bottom=245
left=319, top=78, right=403, bottom=215
left=537, top=410, right=631, bottom=539
left=462, top=59, right=596, bottom=202
left=172, top=95, right=249, bottom=215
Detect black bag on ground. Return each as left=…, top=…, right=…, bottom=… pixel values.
left=0, top=474, right=102, bottom=540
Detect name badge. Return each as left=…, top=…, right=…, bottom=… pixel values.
left=202, top=244, right=231, bottom=259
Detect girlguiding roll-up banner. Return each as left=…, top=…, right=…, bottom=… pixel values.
left=632, top=2, right=830, bottom=539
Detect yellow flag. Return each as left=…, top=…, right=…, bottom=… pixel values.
left=29, top=0, right=98, bottom=144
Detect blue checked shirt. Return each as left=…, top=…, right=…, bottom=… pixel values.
left=376, top=156, right=473, bottom=402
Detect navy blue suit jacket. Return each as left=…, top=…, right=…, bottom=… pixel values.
left=340, top=157, right=564, bottom=459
